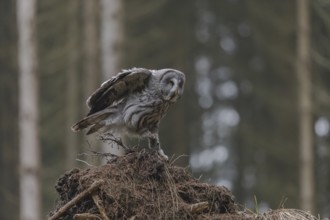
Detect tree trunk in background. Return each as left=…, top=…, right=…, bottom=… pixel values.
left=100, top=0, right=123, bottom=156
left=245, top=1, right=300, bottom=208
left=100, top=0, right=121, bottom=80
left=296, top=0, right=315, bottom=214
left=17, top=0, right=41, bottom=219
left=84, top=0, right=100, bottom=98
left=83, top=0, right=101, bottom=163
left=65, top=0, right=79, bottom=169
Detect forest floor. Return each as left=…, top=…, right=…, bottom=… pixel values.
left=48, top=149, right=318, bottom=220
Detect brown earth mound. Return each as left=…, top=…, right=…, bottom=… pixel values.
left=48, top=149, right=240, bottom=219
left=48, top=149, right=318, bottom=220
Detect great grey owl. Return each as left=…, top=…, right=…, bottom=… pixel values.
left=71, top=68, right=185, bottom=159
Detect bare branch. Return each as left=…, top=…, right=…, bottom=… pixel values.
left=76, top=158, right=96, bottom=167
left=49, top=180, right=105, bottom=220
left=92, top=193, right=110, bottom=220
left=73, top=213, right=102, bottom=220
left=99, top=133, right=128, bottom=151
left=186, top=202, right=208, bottom=214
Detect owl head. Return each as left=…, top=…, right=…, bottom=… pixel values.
left=155, top=69, right=185, bottom=102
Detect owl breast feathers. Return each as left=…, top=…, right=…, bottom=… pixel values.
left=71, top=68, right=185, bottom=147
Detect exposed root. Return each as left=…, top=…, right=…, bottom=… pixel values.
left=186, top=202, right=209, bottom=214
left=48, top=180, right=104, bottom=220
left=73, top=213, right=102, bottom=220
left=99, top=133, right=128, bottom=151
left=92, top=193, right=109, bottom=220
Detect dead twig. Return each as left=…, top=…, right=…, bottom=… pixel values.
left=73, top=213, right=102, bottom=220
left=92, top=193, right=110, bottom=220
left=48, top=180, right=105, bottom=220
left=76, top=158, right=96, bottom=167
left=186, top=202, right=209, bottom=214
left=99, top=133, right=128, bottom=151
left=77, top=150, right=119, bottom=165
left=170, top=154, right=188, bottom=165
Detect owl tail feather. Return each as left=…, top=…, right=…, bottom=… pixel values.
left=86, top=123, right=104, bottom=135
left=71, top=111, right=111, bottom=134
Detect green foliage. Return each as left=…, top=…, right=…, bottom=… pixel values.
left=37, top=0, right=88, bottom=215
left=244, top=0, right=299, bottom=209
left=191, top=0, right=301, bottom=210
left=312, top=0, right=330, bottom=215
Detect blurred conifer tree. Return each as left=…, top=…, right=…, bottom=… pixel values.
left=0, top=1, right=19, bottom=219
left=121, top=0, right=199, bottom=165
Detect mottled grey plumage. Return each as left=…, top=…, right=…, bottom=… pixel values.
left=72, top=68, right=185, bottom=159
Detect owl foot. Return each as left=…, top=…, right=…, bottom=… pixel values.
left=157, top=148, right=169, bottom=161
left=147, top=135, right=168, bottom=160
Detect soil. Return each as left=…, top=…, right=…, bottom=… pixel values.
left=48, top=149, right=317, bottom=220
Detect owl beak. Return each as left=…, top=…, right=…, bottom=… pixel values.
left=168, top=90, right=182, bottom=102
left=162, top=77, right=184, bottom=102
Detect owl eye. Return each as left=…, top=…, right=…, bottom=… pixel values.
left=167, top=79, right=174, bottom=86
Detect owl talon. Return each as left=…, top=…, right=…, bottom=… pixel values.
left=158, top=148, right=169, bottom=161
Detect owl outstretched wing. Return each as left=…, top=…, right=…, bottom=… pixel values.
left=71, top=68, right=152, bottom=133
left=86, top=68, right=152, bottom=116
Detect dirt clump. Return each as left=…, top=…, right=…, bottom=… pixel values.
left=48, top=149, right=238, bottom=219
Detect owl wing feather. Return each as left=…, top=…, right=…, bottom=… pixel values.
left=71, top=68, right=152, bottom=133
left=87, top=68, right=152, bottom=116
